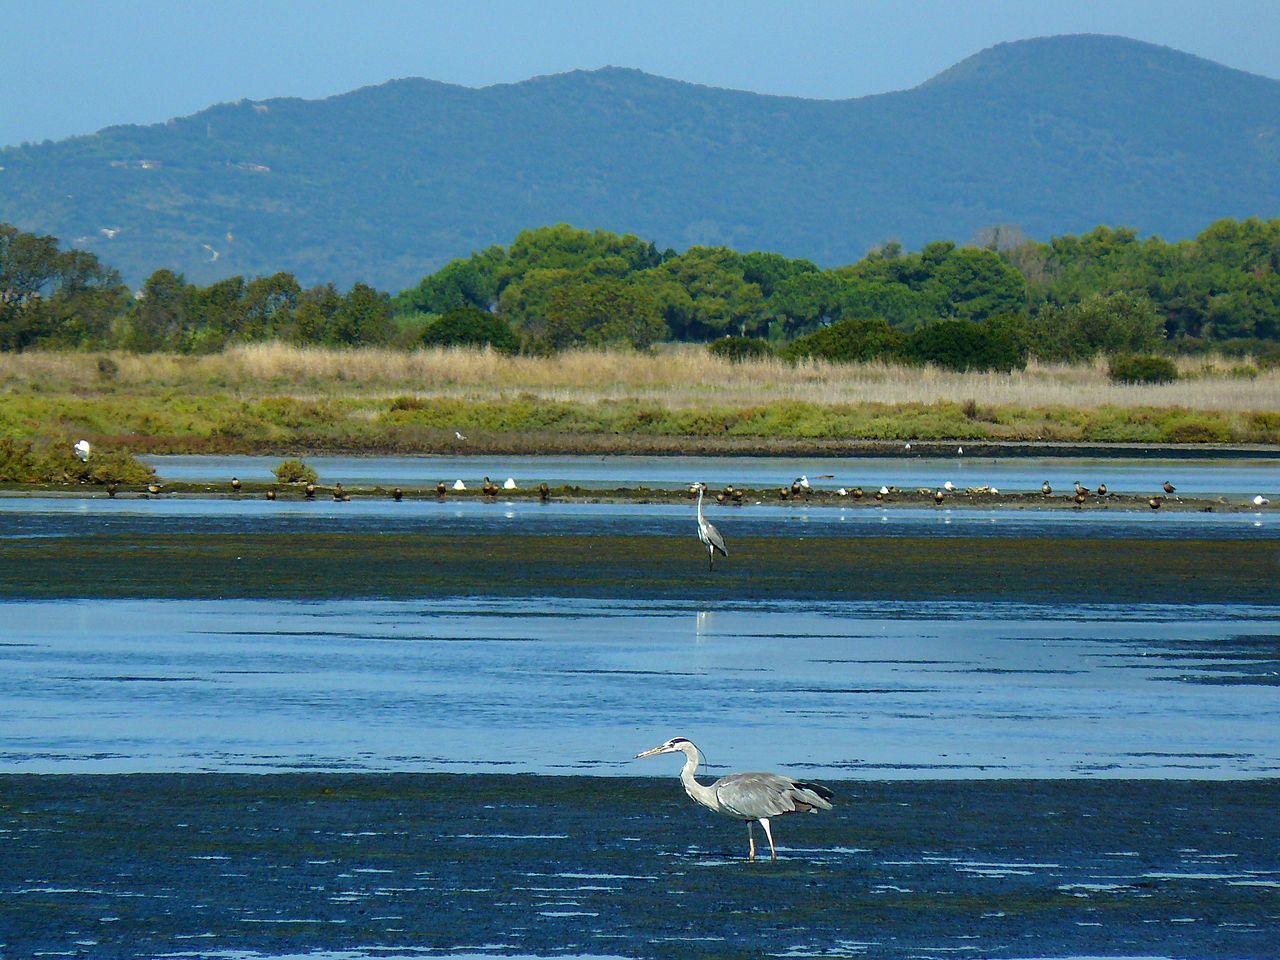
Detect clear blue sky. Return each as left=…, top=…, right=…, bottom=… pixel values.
left=3, top=0, right=1279, bottom=148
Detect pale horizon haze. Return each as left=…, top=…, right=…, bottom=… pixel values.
left=2, top=0, right=1280, bottom=149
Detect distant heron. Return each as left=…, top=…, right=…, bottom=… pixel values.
left=634, top=737, right=834, bottom=861
left=693, top=482, right=727, bottom=570
left=74, top=439, right=91, bottom=462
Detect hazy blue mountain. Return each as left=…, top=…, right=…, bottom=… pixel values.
left=2, top=34, right=1277, bottom=290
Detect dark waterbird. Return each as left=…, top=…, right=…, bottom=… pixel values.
left=436, top=481, right=448, bottom=497
left=265, top=488, right=276, bottom=501
left=146, top=482, right=161, bottom=497
left=1163, top=480, right=1177, bottom=495
left=635, top=737, right=833, bottom=861
left=1042, top=480, right=1052, bottom=495
left=538, top=482, right=550, bottom=502
left=106, top=481, right=118, bottom=498
left=230, top=477, right=241, bottom=493
left=305, top=482, right=316, bottom=500
left=392, top=487, right=403, bottom=502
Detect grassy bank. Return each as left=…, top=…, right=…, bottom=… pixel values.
left=2, top=344, right=1278, bottom=453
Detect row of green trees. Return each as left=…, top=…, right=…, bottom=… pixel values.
left=4, top=218, right=1279, bottom=368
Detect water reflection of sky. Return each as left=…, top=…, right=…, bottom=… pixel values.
left=1, top=496, right=1277, bottom=541
left=2, top=596, right=1276, bottom=778
left=143, top=452, right=1280, bottom=498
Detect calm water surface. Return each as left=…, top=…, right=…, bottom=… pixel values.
left=3, top=593, right=1277, bottom=777
left=144, top=453, right=1280, bottom=498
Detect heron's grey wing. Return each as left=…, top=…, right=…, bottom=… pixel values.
left=712, top=772, right=832, bottom=819
left=703, top=520, right=727, bottom=557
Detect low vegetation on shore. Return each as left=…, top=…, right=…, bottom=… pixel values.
left=1, top=345, right=1276, bottom=462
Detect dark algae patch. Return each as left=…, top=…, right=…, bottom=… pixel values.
left=1, top=531, right=1276, bottom=604
left=2, top=775, right=1277, bottom=958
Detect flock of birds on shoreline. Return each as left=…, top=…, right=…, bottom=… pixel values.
left=72, top=438, right=1273, bottom=568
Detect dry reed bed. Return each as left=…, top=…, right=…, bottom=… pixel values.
left=1, top=344, right=1277, bottom=413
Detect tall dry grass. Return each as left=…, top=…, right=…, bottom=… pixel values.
left=1, top=343, right=1277, bottom=413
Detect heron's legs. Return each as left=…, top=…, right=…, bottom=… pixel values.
left=708, top=545, right=715, bottom=570
left=760, top=817, right=777, bottom=861
left=747, top=821, right=755, bottom=861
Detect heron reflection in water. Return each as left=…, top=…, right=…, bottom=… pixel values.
left=634, top=737, right=833, bottom=861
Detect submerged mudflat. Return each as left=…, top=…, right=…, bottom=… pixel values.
left=3, top=774, right=1277, bottom=959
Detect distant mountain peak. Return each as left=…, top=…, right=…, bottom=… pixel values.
left=3, top=34, right=1277, bottom=290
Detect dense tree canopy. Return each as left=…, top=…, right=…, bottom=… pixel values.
left=3, top=216, right=1279, bottom=370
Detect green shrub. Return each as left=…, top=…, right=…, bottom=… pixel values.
left=782, top=317, right=904, bottom=364
left=1108, top=354, right=1179, bottom=384
left=0, top=437, right=154, bottom=484
left=707, top=336, right=773, bottom=362
left=905, top=317, right=1028, bottom=372
left=420, top=306, right=519, bottom=353
left=273, top=458, right=318, bottom=484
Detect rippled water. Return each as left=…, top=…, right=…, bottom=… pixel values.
left=3, top=593, right=1277, bottom=777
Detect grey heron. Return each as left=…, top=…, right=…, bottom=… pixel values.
left=634, top=737, right=833, bottom=861
left=693, top=482, right=727, bottom=569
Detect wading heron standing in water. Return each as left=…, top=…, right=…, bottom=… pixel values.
left=692, top=482, right=727, bottom=570
left=634, top=737, right=833, bottom=861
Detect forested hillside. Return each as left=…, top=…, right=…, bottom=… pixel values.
left=1, top=35, right=1278, bottom=289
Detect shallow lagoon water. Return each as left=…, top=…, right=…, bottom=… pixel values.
left=2, top=478, right=1278, bottom=959
left=144, top=452, right=1280, bottom=499
left=2, top=595, right=1278, bottom=778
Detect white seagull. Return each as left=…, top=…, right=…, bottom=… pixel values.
left=1253, top=495, right=1270, bottom=507
left=73, top=439, right=91, bottom=462
left=943, top=480, right=955, bottom=492
left=503, top=477, right=517, bottom=490
left=454, top=430, right=467, bottom=441
left=452, top=479, right=467, bottom=490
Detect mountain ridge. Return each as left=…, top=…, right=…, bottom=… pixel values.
left=3, top=34, right=1278, bottom=290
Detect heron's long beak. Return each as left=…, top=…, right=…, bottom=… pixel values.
left=633, top=744, right=670, bottom=759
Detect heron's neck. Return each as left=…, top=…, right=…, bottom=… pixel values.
left=696, top=488, right=705, bottom=522
left=678, top=748, right=719, bottom=810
